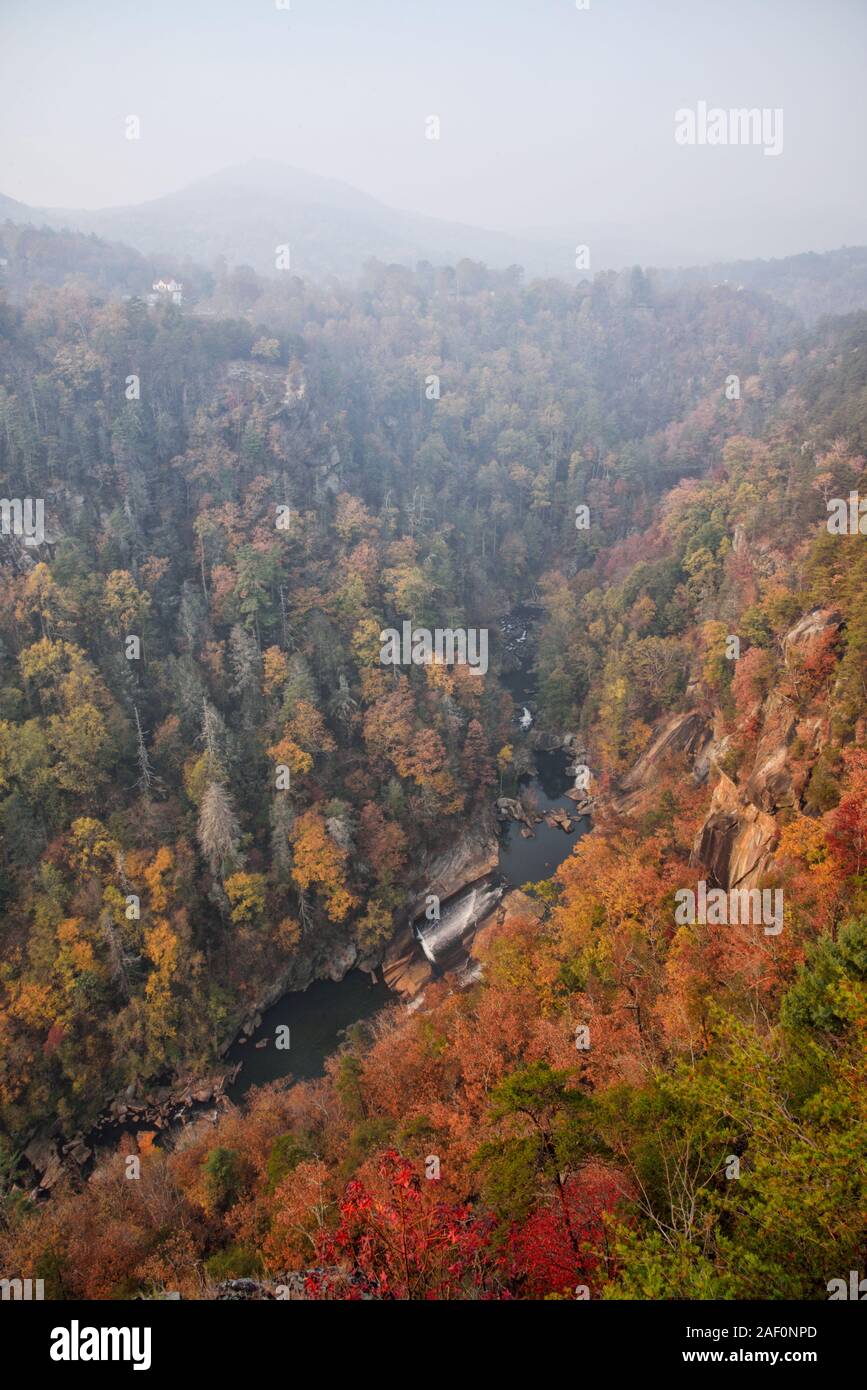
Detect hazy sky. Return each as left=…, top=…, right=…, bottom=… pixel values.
left=1, top=0, right=865, bottom=262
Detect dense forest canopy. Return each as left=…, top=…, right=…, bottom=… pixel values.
left=0, top=226, right=865, bottom=1301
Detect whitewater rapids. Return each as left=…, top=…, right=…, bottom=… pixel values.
left=413, top=879, right=504, bottom=968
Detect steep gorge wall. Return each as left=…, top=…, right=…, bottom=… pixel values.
left=613, top=607, right=845, bottom=891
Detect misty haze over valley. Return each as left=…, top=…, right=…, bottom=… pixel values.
left=0, top=0, right=865, bottom=1350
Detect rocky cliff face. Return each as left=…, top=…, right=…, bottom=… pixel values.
left=692, top=773, right=779, bottom=890
left=613, top=708, right=714, bottom=816
left=692, top=607, right=842, bottom=889
left=612, top=607, right=843, bottom=892
left=408, top=809, right=499, bottom=913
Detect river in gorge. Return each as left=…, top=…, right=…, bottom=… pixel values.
left=73, top=608, right=588, bottom=1171
left=224, top=603, right=589, bottom=1099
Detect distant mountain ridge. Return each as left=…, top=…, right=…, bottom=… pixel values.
left=0, top=160, right=559, bottom=281
left=1, top=163, right=866, bottom=323
left=0, top=159, right=756, bottom=282
left=655, top=246, right=867, bottom=325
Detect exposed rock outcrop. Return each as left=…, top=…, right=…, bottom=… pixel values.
left=528, top=729, right=582, bottom=753
left=21, top=1063, right=243, bottom=1193
left=214, top=1270, right=377, bottom=1300
left=691, top=608, right=842, bottom=888
left=100, top=1067, right=241, bottom=1131
left=692, top=772, right=778, bottom=890
left=23, top=1133, right=64, bottom=1192
left=408, top=811, right=499, bottom=914
left=382, top=923, right=437, bottom=997
left=783, top=606, right=843, bottom=661
left=613, top=709, right=713, bottom=814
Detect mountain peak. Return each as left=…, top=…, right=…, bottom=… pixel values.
left=182, top=159, right=386, bottom=214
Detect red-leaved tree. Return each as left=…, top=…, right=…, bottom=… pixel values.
left=308, top=1150, right=505, bottom=1300
left=827, top=748, right=867, bottom=878
left=507, top=1164, right=623, bottom=1298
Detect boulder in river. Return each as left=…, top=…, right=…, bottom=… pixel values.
left=529, top=729, right=571, bottom=752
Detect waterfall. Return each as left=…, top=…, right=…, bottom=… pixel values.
left=414, top=880, right=504, bottom=967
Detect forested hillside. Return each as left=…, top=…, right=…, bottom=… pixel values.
left=1, top=234, right=865, bottom=1300
left=657, top=246, right=867, bottom=325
